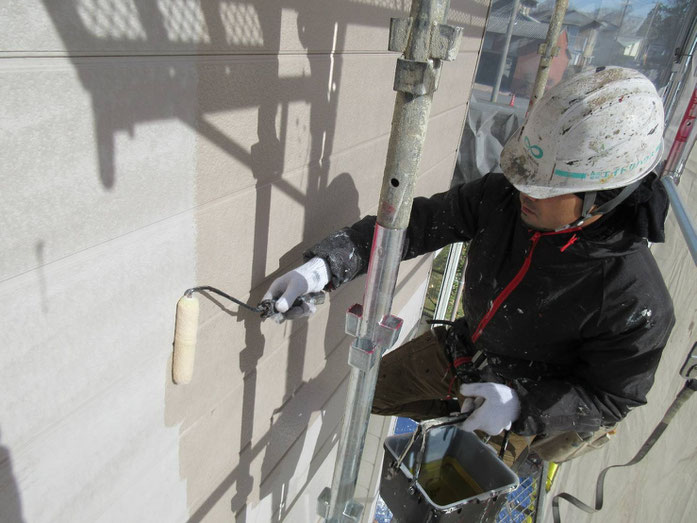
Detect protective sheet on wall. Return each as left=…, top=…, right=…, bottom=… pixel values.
left=453, top=95, right=526, bottom=185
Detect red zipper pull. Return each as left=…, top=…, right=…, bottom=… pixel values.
left=560, top=234, right=578, bottom=252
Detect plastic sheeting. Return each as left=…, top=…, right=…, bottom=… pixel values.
left=454, top=95, right=526, bottom=185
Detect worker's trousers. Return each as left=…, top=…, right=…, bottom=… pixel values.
left=371, top=329, right=616, bottom=465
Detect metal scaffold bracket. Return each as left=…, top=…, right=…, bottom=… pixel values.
left=538, top=42, right=560, bottom=57
left=389, top=16, right=462, bottom=95
left=394, top=58, right=441, bottom=95
left=317, top=488, right=363, bottom=522
left=388, top=17, right=413, bottom=52
left=345, top=304, right=403, bottom=371
left=431, top=23, right=463, bottom=61
left=317, top=487, right=363, bottom=523
left=389, top=18, right=463, bottom=60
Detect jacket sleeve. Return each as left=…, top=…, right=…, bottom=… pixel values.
left=305, top=175, right=490, bottom=289
left=512, top=292, right=675, bottom=436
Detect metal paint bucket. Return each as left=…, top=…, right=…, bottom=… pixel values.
left=380, top=418, right=518, bottom=522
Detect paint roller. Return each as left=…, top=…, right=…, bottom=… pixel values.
left=172, top=294, right=199, bottom=385
left=172, top=286, right=325, bottom=384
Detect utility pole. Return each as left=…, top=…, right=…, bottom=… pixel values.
left=529, top=0, right=569, bottom=110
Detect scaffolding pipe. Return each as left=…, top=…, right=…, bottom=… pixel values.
left=528, top=0, right=569, bottom=111
left=663, top=86, right=697, bottom=183
left=661, top=81, right=697, bottom=266
left=317, top=1, right=463, bottom=521
left=491, top=0, right=520, bottom=104
left=661, top=6, right=697, bottom=126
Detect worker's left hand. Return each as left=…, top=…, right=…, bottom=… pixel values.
left=458, top=382, right=521, bottom=436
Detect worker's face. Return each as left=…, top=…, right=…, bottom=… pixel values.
left=519, top=192, right=585, bottom=231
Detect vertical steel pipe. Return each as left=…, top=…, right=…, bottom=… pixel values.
left=661, top=82, right=697, bottom=266
left=318, top=1, right=462, bottom=521
left=491, top=0, right=520, bottom=104
left=663, top=86, right=697, bottom=183
left=528, top=0, right=569, bottom=111
left=661, top=8, right=697, bottom=126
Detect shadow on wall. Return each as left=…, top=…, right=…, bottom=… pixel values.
left=40, top=0, right=416, bottom=190
left=40, top=1, right=393, bottom=521
left=0, top=427, right=25, bottom=523
left=175, top=174, right=362, bottom=523
left=40, top=1, right=479, bottom=521
left=255, top=174, right=362, bottom=521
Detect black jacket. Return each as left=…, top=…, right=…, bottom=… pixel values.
left=307, top=173, right=675, bottom=436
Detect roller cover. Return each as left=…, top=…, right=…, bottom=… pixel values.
left=172, top=295, right=200, bottom=384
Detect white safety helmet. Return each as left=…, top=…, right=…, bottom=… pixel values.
left=501, top=67, right=664, bottom=201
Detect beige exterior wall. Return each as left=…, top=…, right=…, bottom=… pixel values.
left=0, top=2, right=489, bottom=522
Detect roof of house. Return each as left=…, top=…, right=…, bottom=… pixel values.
left=486, top=16, right=550, bottom=40
left=533, top=8, right=596, bottom=27
left=617, top=36, right=643, bottom=47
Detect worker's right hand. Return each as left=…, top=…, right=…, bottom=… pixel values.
left=458, top=382, right=520, bottom=436
left=263, top=257, right=330, bottom=316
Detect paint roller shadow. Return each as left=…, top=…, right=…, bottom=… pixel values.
left=200, top=291, right=252, bottom=320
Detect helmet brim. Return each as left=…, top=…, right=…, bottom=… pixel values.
left=501, top=129, right=664, bottom=199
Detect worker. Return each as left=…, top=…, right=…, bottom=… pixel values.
left=263, top=67, right=675, bottom=464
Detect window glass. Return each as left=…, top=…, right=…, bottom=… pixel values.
left=474, top=0, right=694, bottom=107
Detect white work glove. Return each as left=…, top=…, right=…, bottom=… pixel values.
left=459, top=382, right=521, bottom=436
left=263, top=257, right=330, bottom=317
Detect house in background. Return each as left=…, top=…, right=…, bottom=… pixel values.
left=617, top=35, right=644, bottom=58
left=475, top=0, right=570, bottom=96
left=510, top=29, right=570, bottom=94
left=534, top=9, right=601, bottom=69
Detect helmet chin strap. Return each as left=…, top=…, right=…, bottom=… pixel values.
left=555, top=179, right=643, bottom=232
left=581, top=190, right=598, bottom=219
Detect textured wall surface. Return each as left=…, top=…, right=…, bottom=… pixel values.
left=0, top=1, right=489, bottom=522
